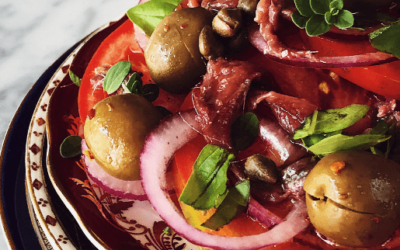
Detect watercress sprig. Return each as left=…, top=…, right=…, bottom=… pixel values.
left=292, top=0, right=354, bottom=36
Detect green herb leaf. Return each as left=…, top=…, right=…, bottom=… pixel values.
left=306, top=15, right=332, bottom=36
left=307, top=133, right=390, bottom=156
left=60, top=135, right=82, bottom=158
left=330, top=0, right=344, bottom=12
left=310, top=0, right=330, bottom=15
left=301, top=130, right=342, bottom=147
left=294, top=0, right=315, bottom=17
left=68, top=69, right=81, bottom=87
left=335, top=9, right=354, bottom=29
left=163, top=227, right=172, bottom=235
left=179, top=145, right=235, bottom=210
left=126, top=0, right=182, bottom=36
left=230, top=113, right=259, bottom=152
left=142, top=84, right=159, bottom=103
left=126, top=72, right=143, bottom=94
left=293, top=104, right=369, bottom=140
left=325, top=12, right=337, bottom=25
left=292, top=11, right=309, bottom=28
left=202, top=180, right=250, bottom=230
left=369, top=21, right=400, bottom=59
left=103, top=61, right=131, bottom=94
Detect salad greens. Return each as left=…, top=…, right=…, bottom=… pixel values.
left=68, top=69, right=81, bottom=87
left=292, top=0, right=354, bottom=36
left=230, top=113, right=259, bottom=152
left=103, top=61, right=132, bottom=94
left=369, top=21, right=400, bottom=60
left=60, top=135, right=82, bottom=158
left=126, top=0, right=183, bottom=36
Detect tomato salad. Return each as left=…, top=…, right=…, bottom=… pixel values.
left=60, top=0, right=400, bottom=249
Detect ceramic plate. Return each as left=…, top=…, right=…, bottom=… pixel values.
left=25, top=14, right=196, bottom=250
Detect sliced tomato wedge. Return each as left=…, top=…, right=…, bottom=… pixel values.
left=301, top=33, right=400, bottom=100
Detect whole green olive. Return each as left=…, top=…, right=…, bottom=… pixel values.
left=145, top=8, right=214, bottom=94
left=303, top=150, right=400, bottom=247
left=84, top=94, right=162, bottom=181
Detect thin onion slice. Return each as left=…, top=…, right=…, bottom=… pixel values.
left=82, top=140, right=174, bottom=200
left=140, top=110, right=309, bottom=250
left=248, top=24, right=396, bottom=68
left=247, top=197, right=283, bottom=229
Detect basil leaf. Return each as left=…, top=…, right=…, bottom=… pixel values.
left=126, top=0, right=182, bottom=36
left=325, top=12, right=337, bottom=25
left=292, top=11, right=309, bottom=28
left=126, top=72, right=143, bottom=94
left=307, top=133, right=390, bottom=156
left=142, top=84, right=159, bottom=103
left=68, top=69, right=81, bottom=87
left=231, top=113, right=259, bottom=152
left=179, top=145, right=235, bottom=210
left=103, top=61, right=131, bottom=94
left=60, top=135, right=82, bottom=158
left=293, top=104, right=369, bottom=139
left=369, top=21, right=400, bottom=59
left=306, top=15, right=332, bottom=36
left=202, top=180, right=250, bottom=230
left=335, top=9, right=354, bottom=29
left=294, top=0, right=315, bottom=17
left=310, top=0, right=330, bottom=15
left=330, top=0, right=343, bottom=11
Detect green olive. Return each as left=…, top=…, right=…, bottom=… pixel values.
left=145, top=7, right=214, bottom=94
left=84, top=94, right=162, bottom=181
left=303, top=150, right=400, bottom=247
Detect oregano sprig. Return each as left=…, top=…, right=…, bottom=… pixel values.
left=292, top=0, right=354, bottom=36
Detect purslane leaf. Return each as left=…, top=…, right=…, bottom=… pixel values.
left=310, top=0, right=330, bottom=15
left=307, top=133, right=390, bottom=156
left=330, top=0, right=344, bottom=12
left=294, top=0, right=315, bottom=17
left=230, top=112, right=259, bottom=152
left=292, top=11, right=309, bottom=28
left=325, top=12, right=337, bottom=25
left=179, top=145, right=235, bottom=210
left=306, top=15, right=332, bottom=36
left=60, top=135, right=82, bottom=158
left=103, top=61, right=131, bottom=94
left=201, top=180, right=250, bottom=230
left=126, top=0, right=182, bottom=36
left=335, top=9, right=354, bottom=29
left=68, top=69, right=81, bottom=87
left=369, top=21, right=400, bottom=59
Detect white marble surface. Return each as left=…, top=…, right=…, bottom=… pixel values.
left=0, top=0, right=138, bottom=249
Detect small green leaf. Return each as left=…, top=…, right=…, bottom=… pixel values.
left=305, top=15, right=332, bottom=36
left=230, top=113, right=259, bottom=152
left=294, top=104, right=369, bottom=140
left=201, top=180, right=250, bottom=230
left=325, top=12, right=337, bottom=25
left=294, top=0, right=314, bottom=17
left=60, top=135, right=82, bottom=158
left=163, top=227, right=172, bottom=235
left=103, top=61, right=132, bottom=94
left=179, top=145, right=235, bottom=210
left=126, top=0, right=183, bottom=36
left=369, top=21, right=400, bottom=59
left=126, top=72, right=143, bottom=94
left=142, top=84, right=159, bottom=102
left=292, top=11, right=309, bottom=29
left=307, top=133, right=390, bottom=156
left=301, top=130, right=342, bottom=147
left=68, top=69, right=81, bottom=87
left=335, top=9, right=354, bottom=29
left=330, top=0, right=344, bottom=11
left=310, top=0, right=330, bottom=15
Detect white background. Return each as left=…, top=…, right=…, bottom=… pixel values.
left=0, top=0, right=138, bottom=248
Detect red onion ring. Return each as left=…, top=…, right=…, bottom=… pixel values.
left=140, top=110, right=309, bottom=249
left=247, top=197, right=283, bottom=229
left=81, top=140, right=174, bottom=200
left=248, top=24, right=396, bottom=68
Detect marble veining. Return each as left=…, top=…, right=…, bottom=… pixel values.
left=0, top=0, right=138, bottom=248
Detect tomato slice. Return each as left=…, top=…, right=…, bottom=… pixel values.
left=78, top=20, right=151, bottom=124
left=302, top=33, right=400, bottom=100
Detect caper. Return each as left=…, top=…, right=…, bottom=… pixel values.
left=199, top=25, right=225, bottom=60
left=212, top=8, right=242, bottom=38
left=244, top=154, right=279, bottom=184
